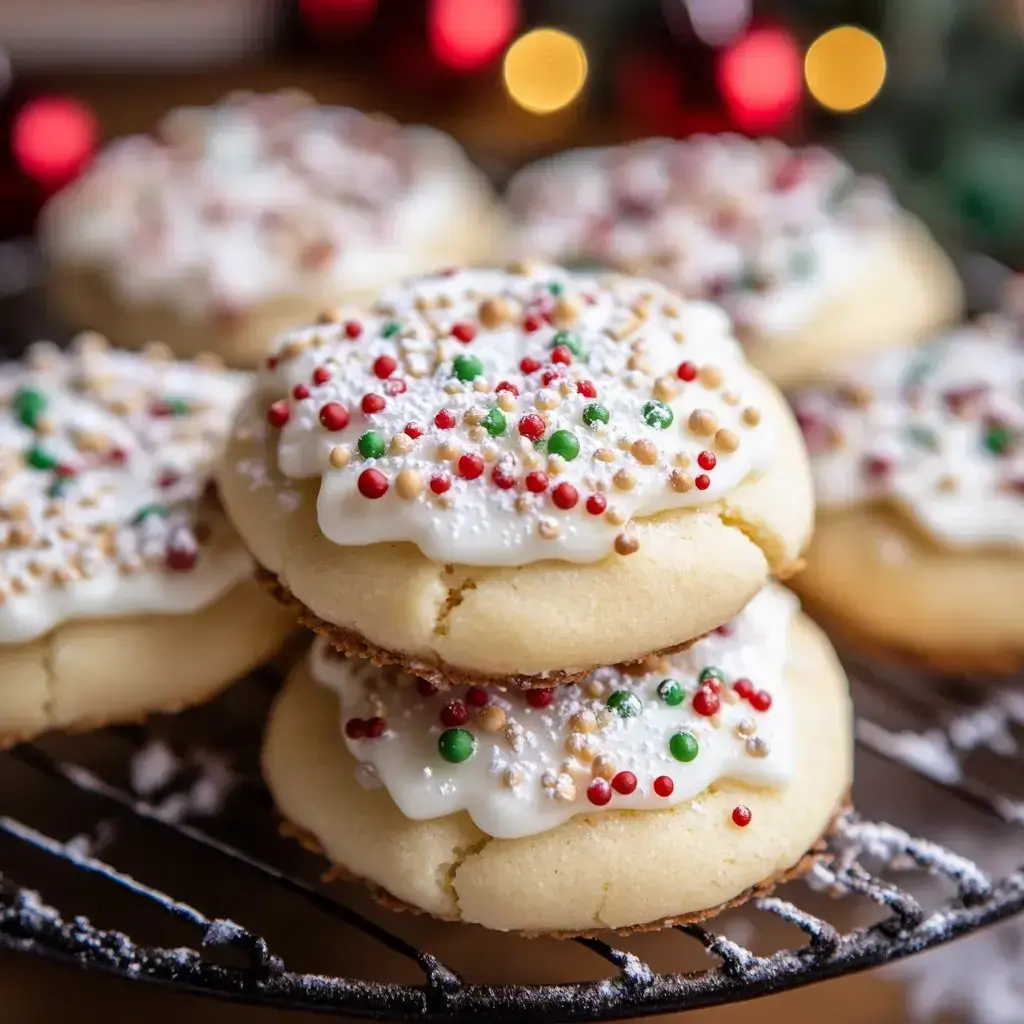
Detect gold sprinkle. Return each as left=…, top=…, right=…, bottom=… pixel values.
left=630, top=339, right=648, bottom=354
left=535, top=391, right=559, bottom=411
left=670, top=469, right=693, bottom=493
left=436, top=492, right=454, bottom=509
left=463, top=408, right=484, bottom=426
left=746, top=736, right=770, bottom=758
left=714, top=428, right=739, bottom=453
left=662, top=304, right=681, bottom=318
left=837, top=384, right=873, bottom=409
left=497, top=392, right=517, bottom=413
left=547, top=455, right=566, bottom=476
left=329, top=446, right=351, bottom=469
left=698, top=365, right=723, bottom=389
left=741, top=407, right=761, bottom=427
left=604, top=507, right=627, bottom=526
left=617, top=436, right=633, bottom=452
left=503, top=766, right=524, bottom=788
left=672, top=451, right=691, bottom=468
left=564, top=733, right=591, bottom=759
left=142, top=341, right=174, bottom=362
left=473, top=379, right=490, bottom=394
left=721, top=390, right=741, bottom=406
left=653, top=377, right=679, bottom=402
left=389, top=434, right=414, bottom=456
left=477, top=706, right=507, bottom=732
left=437, top=294, right=453, bottom=309
left=735, top=718, right=757, bottom=738
left=594, top=448, right=616, bottom=464
left=553, top=297, right=579, bottom=326
left=559, top=380, right=575, bottom=398
left=688, top=409, right=718, bottom=436
left=630, top=439, right=658, bottom=466
left=482, top=444, right=500, bottom=463
left=591, top=755, right=616, bottom=780
left=396, top=469, right=423, bottom=500
left=522, top=450, right=543, bottom=470
left=444, top=381, right=462, bottom=395
left=316, top=308, right=341, bottom=324
left=280, top=340, right=306, bottom=361
left=537, top=519, right=560, bottom=540
left=554, top=776, right=578, bottom=803
left=437, top=439, right=461, bottom=461
left=72, top=330, right=109, bottom=354
left=626, top=355, right=651, bottom=374
left=507, top=259, right=534, bottom=275
left=613, top=469, right=636, bottom=491
left=585, top=678, right=607, bottom=699
left=8, top=525, right=32, bottom=548
left=570, top=710, right=598, bottom=734
left=50, top=567, right=74, bottom=588
left=614, top=532, right=640, bottom=556
left=936, top=474, right=959, bottom=493
left=478, top=297, right=508, bottom=328
left=673, top=330, right=686, bottom=342
left=514, top=494, right=533, bottom=514
left=467, top=426, right=487, bottom=443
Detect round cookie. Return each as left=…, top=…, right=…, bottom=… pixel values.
left=41, top=90, right=503, bottom=367
left=790, top=318, right=1024, bottom=674
left=264, top=586, right=852, bottom=935
left=218, top=265, right=814, bottom=686
left=0, top=335, right=295, bottom=744
left=506, top=135, right=962, bottom=387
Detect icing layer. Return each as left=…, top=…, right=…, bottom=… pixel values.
left=0, top=337, right=253, bottom=643
left=793, top=321, right=1024, bottom=550
left=42, top=91, right=481, bottom=320
left=260, top=265, right=776, bottom=566
left=311, top=585, right=798, bottom=840
left=507, top=135, right=894, bottom=338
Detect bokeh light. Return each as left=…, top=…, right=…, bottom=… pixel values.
left=805, top=26, right=887, bottom=113
left=13, top=96, right=97, bottom=187
left=717, top=27, right=803, bottom=132
left=503, top=28, right=588, bottom=115
left=429, top=0, right=518, bottom=72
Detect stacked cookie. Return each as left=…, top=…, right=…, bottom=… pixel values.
left=507, top=135, right=962, bottom=386
left=40, top=90, right=502, bottom=367
left=0, top=335, right=294, bottom=743
left=218, top=264, right=853, bottom=934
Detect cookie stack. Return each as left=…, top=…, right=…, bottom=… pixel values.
left=218, top=264, right=854, bottom=935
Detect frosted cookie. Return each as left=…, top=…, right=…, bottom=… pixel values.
left=218, top=264, right=814, bottom=686
left=506, top=135, right=962, bottom=386
left=41, top=90, right=502, bottom=367
left=264, top=585, right=852, bottom=934
left=790, top=319, right=1024, bottom=673
left=0, top=335, right=295, bottom=743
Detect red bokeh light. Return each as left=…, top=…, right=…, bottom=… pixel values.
left=13, top=96, right=98, bottom=187
left=428, top=0, right=518, bottom=72
left=299, top=0, right=376, bottom=33
left=717, top=27, right=802, bottom=132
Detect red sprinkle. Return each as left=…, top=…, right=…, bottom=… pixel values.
left=451, top=322, right=476, bottom=344
left=518, top=414, right=546, bottom=441
left=491, top=463, right=516, bottom=489
left=357, top=469, right=389, bottom=499
left=496, top=381, right=520, bottom=396
left=522, top=315, right=543, bottom=333
left=733, top=678, right=754, bottom=699
left=430, top=474, right=451, bottom=495
left=292, top=383, right=310, bottom=400
left=319, top=403, right=350, bottom=431
left=266, top=356, right=280, bottom=370
left=695, top=474, right=711, bottom=490
left=165, top=545, right=197, bottom=573
left=266, top=401, right=290, bottom=428
left=457, top=453, right=484, bottom=480
left=465, top=687, right=488, bottom=707
left=611, top=771, right=637, bottom=795
left=364, top=717, right=386, bottom=739
left=692, top=687, right=721, bottom=717
left=653, top=776, right=675, bottom=798
left=551, top=345, right=573, bottom=365
left=361, top=393, right=386, bottom=415
left=541, top=369, right=562, bottom=387
left=585, top=493, right=607, bottom=515
left=405, top=422, right=424, bottom=439
left=525, top=471, right=549, bottom=493
left=697, top=450, right=717, bottom=471
left=344, top=320, right=363, bottom=339
left=552, top=482, right=579, bottom=510
left=107, top=447, right=128, bottom=466
left=373, top=355, right=397, bottom=379
left=157, top=470, right=178, bottom=488
left=416, top=679, right=438, bottom=697
left=434, top=409, right=457, bottom=430
left=385, top=378, right=407, bottom=396
left=312, top=366, right=332, bottom=385
left=732, top=805, right=752, bottom=827
left=749, top=690, right=773, bottom=712
left=677, top=361, right=697, bottom=382
left=527, top=688, right=553, bottom=708
left=863, top=455, right=892, bottom=478
left=441, top=700, right=469, bottom=727
left=344, top=717, right=366, bottom=739
left=587, top=778, right=612, bottom=806
left=519, top=357, right=542, bottom=374
left=576, top=380, right=597, bottom=398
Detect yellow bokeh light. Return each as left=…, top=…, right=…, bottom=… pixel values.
left=805, top=26, right=887, bottom=113
left=503, top=28, right=588, bottom=115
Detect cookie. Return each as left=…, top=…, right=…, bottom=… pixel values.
left=506, top=135, right=962, bottom=387
left=263, top=585, right=853, bottom=935
left=790, top=317, right=1024, bottom=674
left=40, top=90, right=503, bottom=367
left=217, top=265, right=814, bottom=686
left=0, top=335, right=295, bottom=743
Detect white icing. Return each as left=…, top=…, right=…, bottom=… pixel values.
left=792, top=321, right=1024, bottom=549
left=507, top=134, right=894, bottom=338
left=311, top=586, right=798, bottom=840
left=0, top=338, right=253, bottom=643
left=42, top=91, right=483, bottom=320
left=261, top=265, right=776, bottom=566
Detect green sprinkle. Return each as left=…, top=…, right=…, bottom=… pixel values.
left=13, top=388, right=46, bottom=429
left=548, top=282, right=565, bottom=296
left=582, top=403, right=609, bottom=426
left=642, top=400, right=674, bottom=430
left=482, top=407, right=507, bottom=437
left=25, top=447, right=58, bottom=471
left=162, top=397, right=192, bottom=416
left=657, top=679, right=684, bottom=706
left=669, top=731, right=699, bottom=763
left=550, top=330, right=583, bottom=357
left=452, top=354, right=485, bottom=382
left=358, top=431, right=387, bottom=459
left=699, top=666, right=725, bottom=687
left=438, top=728, right=476, bottom=764
left=606, top=691, right=642, bottom=718
left=906, top=424, right=939, bottom=451
left=131, top=503, right=169, bottom=525
left=381, top=321, right=401, bottom=338
left=985, top=424, right=1014, bottom=456
left=547, top=429, right=580, bottom=461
